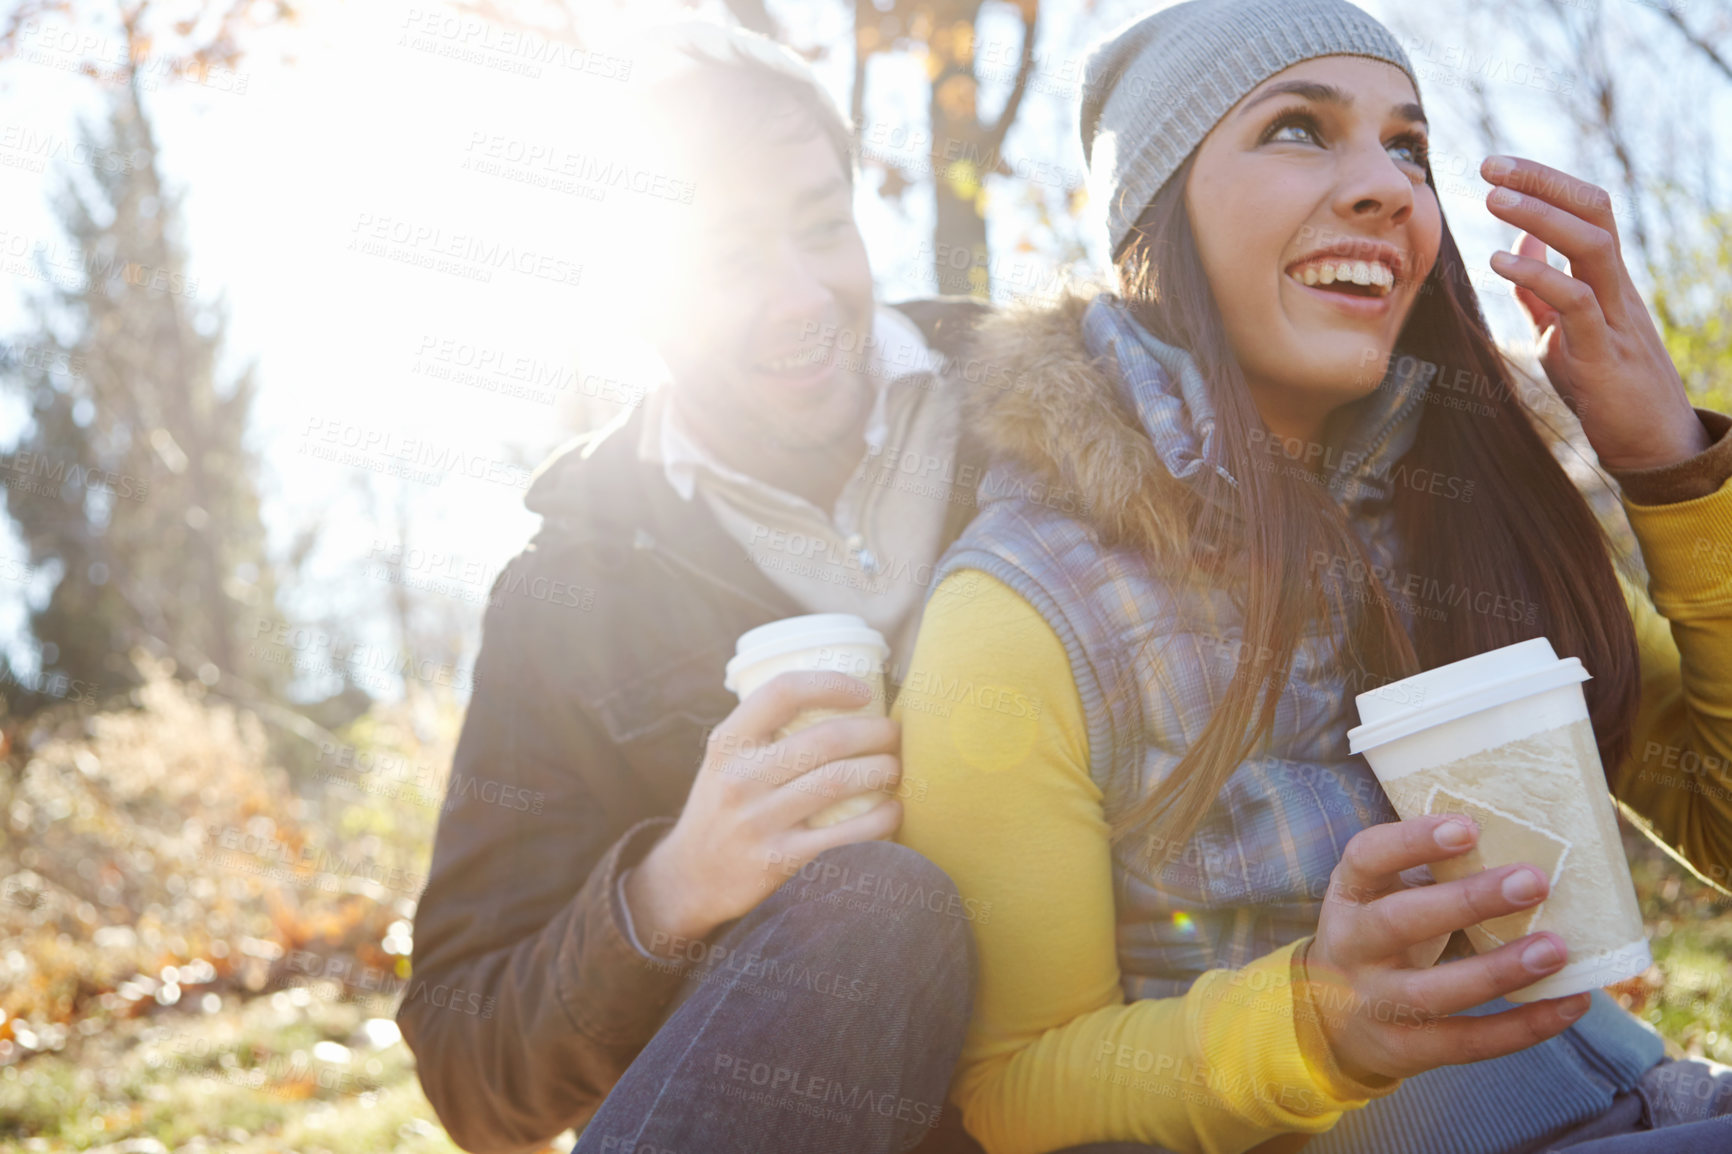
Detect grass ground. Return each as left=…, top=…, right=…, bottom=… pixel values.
left=2, top=665, right=1729, bottom=1151
left=0, top=664, right=527, bottom=1153
left=1616, top=825, right=1732, bottom=1065
left=0, top=990, right=493, bottom=1154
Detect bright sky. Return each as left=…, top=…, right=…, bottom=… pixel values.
left=0, top=0, right=1720, bottom=701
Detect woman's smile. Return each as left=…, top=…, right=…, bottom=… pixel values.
left=1284, top=263, right=1397, bottom=321
left=1290, top=260, right=1394, bottom=294
left=1282, top=235, right=1410, bottom=321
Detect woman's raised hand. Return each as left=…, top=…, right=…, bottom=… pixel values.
left=1481, top=154, right=1708, bottom=472
left=1306, top=813, right=1591, bottom=1085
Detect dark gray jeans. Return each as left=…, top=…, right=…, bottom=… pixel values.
left=1048, top=1052, right=1732, bottom=1154
left=572, top=840, right=978, bottom=1154
left=1527, top=1053, right=1732, bottom=1153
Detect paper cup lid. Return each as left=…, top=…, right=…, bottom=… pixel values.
left=724, top=613, right=889, bottom=693
left=1347, top=637, right=1591, bottom=754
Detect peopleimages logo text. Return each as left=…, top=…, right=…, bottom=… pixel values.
left=300, top=419, right=533, bottom=490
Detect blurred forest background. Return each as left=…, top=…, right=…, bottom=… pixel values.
left=0, top=0, right=1728, bottom=1150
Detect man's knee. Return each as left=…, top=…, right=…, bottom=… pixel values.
left=769, top=839, right=951, bottom=893
left=815, top=839, right=955, bottom=889
left=770, top=841, right=976, bottom=965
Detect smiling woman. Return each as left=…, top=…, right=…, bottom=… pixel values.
left=1180, top=57, right=1443, bottom=443
left=892, top=2, right=1732, bottom=1153
left=1098, top=48, right=1650, bottom=893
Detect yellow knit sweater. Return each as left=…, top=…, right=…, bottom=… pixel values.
left=893, top=476, right=1732, bottom=1154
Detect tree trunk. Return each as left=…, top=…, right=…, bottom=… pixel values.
left=926, top=0, right=991, bottom=298
left=919, top=0, right=1038, bottom=298
left=931, top=147, right=991, bottom=296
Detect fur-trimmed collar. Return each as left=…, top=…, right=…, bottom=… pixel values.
left=958, top=286, right=1432, bottom=562
left=959, top=287, right=1195, bottom=563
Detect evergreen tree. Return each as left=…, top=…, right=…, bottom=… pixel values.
left=1, top=72, right=280, bottom=716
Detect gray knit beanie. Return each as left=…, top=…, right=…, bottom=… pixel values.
left=1081, top=0, right=1419, bottom=259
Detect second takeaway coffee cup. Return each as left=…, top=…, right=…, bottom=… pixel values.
left=1347, top=638, right=1650, bottom=1002
left=724, top=613, right=891, bottom=829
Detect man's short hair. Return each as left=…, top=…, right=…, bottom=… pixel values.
left=635, top=23, right=856, bottom=190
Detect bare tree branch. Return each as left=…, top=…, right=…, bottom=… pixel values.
left=1462, top=77, right=1508, bottom=159
left=0, top=1, right=75, bottom=66
left=0, top=0, right=299, bottom=84
left=981, top=0, right=1036, bottom=156
left=1659, top=7, right=1732, bottom=86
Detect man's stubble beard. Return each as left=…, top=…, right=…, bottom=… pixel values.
left=744, top=368, right=874, bottom=457
left=668, top=363, right=875, bottom=488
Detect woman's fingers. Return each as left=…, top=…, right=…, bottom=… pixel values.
left=1482, top=155, right=1628, bottom=327
left=1390, top=930, right=1570, bottom=1018
left=1328, top=815, right=1480, bottom=912
left=1401, top=994, right=1591, bottom=1074
left=1313, top=814, right=1594, bottom=1083
left=1488, top=244, right=1609, bottom=361
left=1482, top=154, right=1620, bottom=235
left=1504, top=232, right=1561, bottom=335
left=1348, top=862, right=1550, bottom=961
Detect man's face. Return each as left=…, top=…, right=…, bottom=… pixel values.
left=652, top=118, right=875, bottom=460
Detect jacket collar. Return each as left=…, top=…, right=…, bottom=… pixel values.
left=962, top=288, right=1431, bottom=559
left=520, top=296, right=992, bottom=612
left=1080, top=292, right=1431, bottom=519
left=521, top=403, right=798, bottom=616
left=526, top=296, right=991, bottom=535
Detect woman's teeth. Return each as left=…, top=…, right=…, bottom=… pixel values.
left=1291, top=260, right=1394, bottom=296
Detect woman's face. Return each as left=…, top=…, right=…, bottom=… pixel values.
left=1184, top=55, right=1442, bottom=443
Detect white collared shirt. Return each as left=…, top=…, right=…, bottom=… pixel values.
left=635, top=304, right=964, bottom=671
left=640, top=304, right=943, bottom=506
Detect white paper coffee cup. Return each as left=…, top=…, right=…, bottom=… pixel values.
left=725, top=613, right=891, bottom=829
left=1347, top=638, right=1650, bottom=1002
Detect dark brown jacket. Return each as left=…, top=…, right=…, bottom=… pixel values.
left=399, top=299, right=990, bottom=1154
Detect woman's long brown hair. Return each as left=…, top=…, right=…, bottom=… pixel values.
left=1110, top=151, right=1641, bottom=858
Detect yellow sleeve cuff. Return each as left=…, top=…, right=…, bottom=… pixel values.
left=1188, top=938, right=1401, bottom=1132
left=1290, top=936, right=1403, bottom=1103
left=1622, top=468, right=1732, bottom=613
